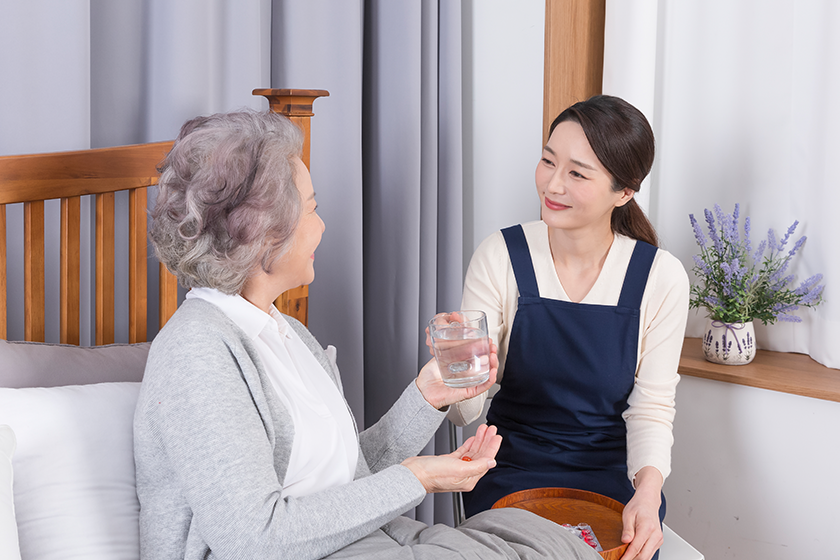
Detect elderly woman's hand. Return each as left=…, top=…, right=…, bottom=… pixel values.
left=415, top=343, right=498, bottom=410
left=402, top=424, right=502, bottom=494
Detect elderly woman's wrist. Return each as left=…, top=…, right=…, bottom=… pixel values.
left=413, top=379, right=441, bottom=410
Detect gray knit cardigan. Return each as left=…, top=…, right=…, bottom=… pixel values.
left=134, top=298, right=446, bottom=560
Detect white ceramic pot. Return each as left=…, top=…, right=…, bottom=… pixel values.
left=702, top=318, right=756, bottom=365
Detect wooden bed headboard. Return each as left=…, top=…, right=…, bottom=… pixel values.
left=0, top=88, right=328, bottom=345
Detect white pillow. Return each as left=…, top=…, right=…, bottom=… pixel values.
left=0, top=425, right=22, bottom=560
left=0, top=383, right=140, bottom=560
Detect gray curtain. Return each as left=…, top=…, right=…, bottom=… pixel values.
left=360, top=0, right=464, bottom=524
left=1, top=0, right=463, bottom=525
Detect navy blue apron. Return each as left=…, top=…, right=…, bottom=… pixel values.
left=463, top=224, right=666, bottom=526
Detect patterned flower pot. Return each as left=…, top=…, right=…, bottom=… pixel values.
left=702, top=319, right=756, bottom=365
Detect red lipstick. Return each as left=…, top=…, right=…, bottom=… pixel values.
left=544, top=198, right=569, bottom=211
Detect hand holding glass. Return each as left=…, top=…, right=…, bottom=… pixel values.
left=428, top=310, right=491, bottom=388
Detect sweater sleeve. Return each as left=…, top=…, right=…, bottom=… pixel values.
left=135, top=309, right=428, bottom=560
left=359, top=381, right=448, bottom=472
left=284, top=314, right=447, bottom=473
left=623, top=250, right=690, bottom=484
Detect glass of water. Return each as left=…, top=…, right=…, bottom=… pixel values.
left=428, top=310, right=490, bottom=388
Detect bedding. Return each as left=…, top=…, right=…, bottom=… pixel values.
left=0, top=339, right=147, bottom=560
left=0, top=382, right=141, bottom=560
left=0, top=424, right=21, bottom=560
left=0, top=339, right=149, bottom=388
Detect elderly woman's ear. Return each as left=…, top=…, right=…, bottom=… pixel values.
left=240, top=157, right=324, bottom=313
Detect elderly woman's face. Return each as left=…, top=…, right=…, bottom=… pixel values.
left=273, top=158, right=325, bottom=290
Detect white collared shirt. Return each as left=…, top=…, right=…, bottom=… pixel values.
left=186, top=288, right=358, bottom=498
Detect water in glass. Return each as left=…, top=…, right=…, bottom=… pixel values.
left=429, top=311, right=490, bottom=388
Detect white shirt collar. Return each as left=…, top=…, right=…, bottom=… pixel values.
left=186, top=287, right=290, bottom=340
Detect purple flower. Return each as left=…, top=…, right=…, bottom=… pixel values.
left=693, top=255, right=712, bottom=276
left=721, top=262, right=734, bottom=295
left=798, top=288, right=824, bottom=306
left=688, top=203, right=825, bottom=325
left=767, top=229, right=778, bottom=253
left=753, top=239, right=767, bottom=263
left=788, top=236, right=806, bottom=257
left=744, top=216, right=752, bottom=255
left=726, top=204, right=741, bottom=245
left=794, top=274, right=825, bottom=305
left=778, top=221, right=799, bottom=251
left=714, top=204, right=726, bottom=229
left=689, top=214, right=707, bottom=249
left=705, top=208, right=723, bottom=254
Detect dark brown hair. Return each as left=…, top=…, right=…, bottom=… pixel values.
left=549, top=95, right=659, bottom=247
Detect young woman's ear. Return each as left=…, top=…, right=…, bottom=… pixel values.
left=615, top=188, right=636, bottom=208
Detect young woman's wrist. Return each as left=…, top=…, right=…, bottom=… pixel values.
left=632, top=465, right=664, bottom=493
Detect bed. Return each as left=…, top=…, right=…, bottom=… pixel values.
left=0, top=88, right=327, bottom=560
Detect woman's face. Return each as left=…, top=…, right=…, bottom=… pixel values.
left=274, top=158, right=325, bottom=289
left=535, top=120, right=633, bottom=235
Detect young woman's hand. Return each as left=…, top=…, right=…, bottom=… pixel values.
left=414, top=343, right=497, bottom=410
left=619, top=466, right=664, bottom=560
left=401, top=424, right=502, bottom=493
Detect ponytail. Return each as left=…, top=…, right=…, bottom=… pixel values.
left=611, top=198, right=659, bottom=247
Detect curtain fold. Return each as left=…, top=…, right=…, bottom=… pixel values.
left=604, top=0, right=839, bottom=369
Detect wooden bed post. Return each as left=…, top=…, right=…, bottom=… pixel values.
left=252, top=88, right=329, bottom=327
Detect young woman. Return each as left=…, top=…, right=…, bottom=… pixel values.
left=451, top=96, right=690, bottom=560
left=134, top=110, right=600, bottom=560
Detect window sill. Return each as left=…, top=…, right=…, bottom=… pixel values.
left=678, top=337, right=840, bottom=403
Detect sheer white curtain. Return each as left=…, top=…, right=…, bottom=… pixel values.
left=604, top=0, right=839, bottom=369
left=1, top=0, right=463, bottom=525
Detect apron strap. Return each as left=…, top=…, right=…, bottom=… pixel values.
left=617, top=240, right=658, bottom=310
left=501, top=225, right=540, bottom=298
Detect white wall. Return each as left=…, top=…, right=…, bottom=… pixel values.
left=666, top=376, right=840, bottom=559
left=462, top=0, right=545, bottom=267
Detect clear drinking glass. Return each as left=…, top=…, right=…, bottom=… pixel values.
left=428, top=310, right=491, bottom=388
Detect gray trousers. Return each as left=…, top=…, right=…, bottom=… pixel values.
left=324, top=508, right=602, bottom=560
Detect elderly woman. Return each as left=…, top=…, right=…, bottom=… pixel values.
left=134, top=110, right=599, bottom=560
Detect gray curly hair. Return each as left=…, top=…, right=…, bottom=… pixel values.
left=150, top=110, right=304, bottom=294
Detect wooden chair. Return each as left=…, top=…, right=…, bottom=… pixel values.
left=0, top=88, right=328, bottom=344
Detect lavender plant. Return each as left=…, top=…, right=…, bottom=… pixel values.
left=688, top=204, right=825, bottom=325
